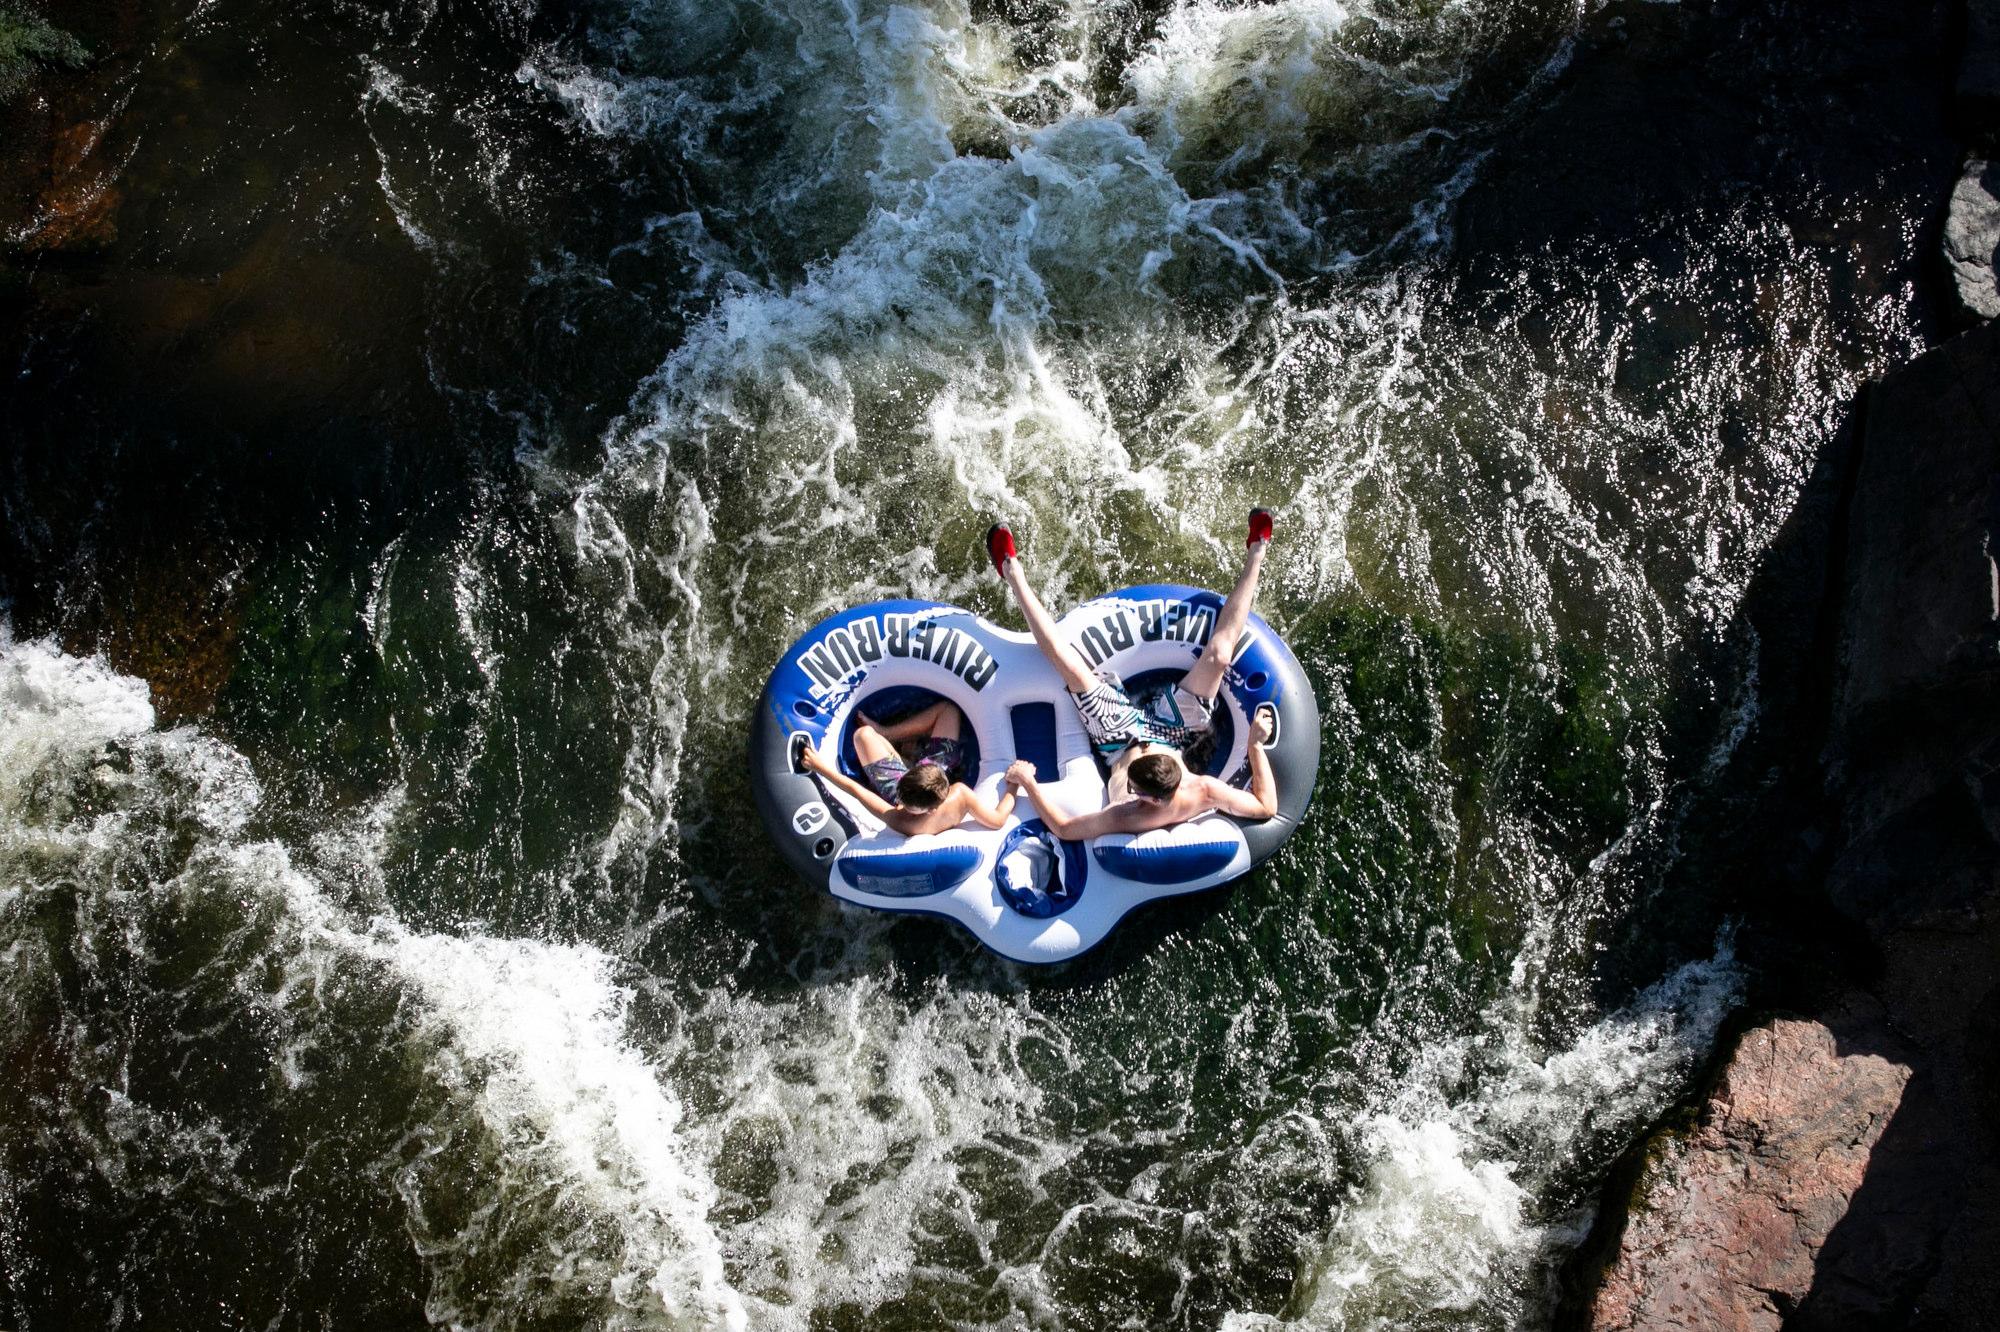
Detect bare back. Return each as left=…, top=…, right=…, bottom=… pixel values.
left=879, top=782, right=1016, bottom=837
left=879, top=786, right=974, bottom=837
left=1098, top=775, right=1239, bottom=835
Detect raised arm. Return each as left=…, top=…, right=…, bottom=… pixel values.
left=799, top=744, right=896, bottom=820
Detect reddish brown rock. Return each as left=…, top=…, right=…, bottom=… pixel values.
left=1588, top=1011, right=1910, bottom=1332
left=0, top=0, right=150, bottom=252
left=61, top=544, right=246, bottom=725
left=16, top=112, right=125, bottom=252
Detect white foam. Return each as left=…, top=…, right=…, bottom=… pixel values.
left=1251, top=938, right=1742, bottom=1330
left=380, top=929, right=747, bottom=1331
left=0, top=626, right=156, bottom=813
left=0, top=630, right=744, bottom=1330
left=662, top=974, right=1063, bottom=1319
left=1274, top=1114, right=1530, bottom=1324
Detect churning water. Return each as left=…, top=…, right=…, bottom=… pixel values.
left=0, top=0, right=1952, bottom=1326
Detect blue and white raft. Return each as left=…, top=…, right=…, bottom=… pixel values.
left=750, top=585, right=1320, bottom=964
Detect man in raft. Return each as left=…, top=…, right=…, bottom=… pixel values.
left=990, top=509, right=1280, bottom=838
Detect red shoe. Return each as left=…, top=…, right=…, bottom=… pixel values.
left=1247, top=507, right=1274, bottom=547
left=985, top=523, right=1016, bottom=577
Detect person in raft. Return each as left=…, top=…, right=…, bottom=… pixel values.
left=991, top=509, right=1280, bottom=838
left=797, top=699, right=1018, bottom=837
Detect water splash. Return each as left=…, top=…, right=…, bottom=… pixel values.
left=0, top=629, right=746, bottom=1330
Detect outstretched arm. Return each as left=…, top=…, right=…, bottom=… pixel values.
left=959, top=783, right=1017, bottom=830
left=1004, top=761, right=1135, bottom=841
left=799, top=745, right=896, bottom=820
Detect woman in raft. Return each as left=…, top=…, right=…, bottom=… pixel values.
left=798, top=698, right=1017, bottom=836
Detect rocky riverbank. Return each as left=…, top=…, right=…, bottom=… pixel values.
left=1576, top=317, right=2000, bottom=1330
left=1570, top=11, right=2000, bottom=1322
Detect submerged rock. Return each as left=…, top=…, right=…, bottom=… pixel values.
left=1588, top=1004, right=1911, bottom=1332
left=15, top=113, right=123, bottom=252
left=62, top=545, right=245, bottom=725
left=0, top=1, right=148, bottom=253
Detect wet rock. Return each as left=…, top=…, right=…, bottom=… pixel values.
left=1828, top=314, right=2000, bottom=929
left=1945, top=158, right=2000, bottom=320
left=62, top=545, right=245, bottom=725
left=15, top=113, right=124, bottom=252
left=1587, top=1005, right=1911, bottom=1332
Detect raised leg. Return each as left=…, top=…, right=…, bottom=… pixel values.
left=1181, top=538, right=1266, bottom=702
left=865, top=699, right=960, bottom=744
left=922, top=700, right=962, bottom=742
left=1001, top=556, right=1099, bottom=694
left=850, top=719, right=902, bottom=768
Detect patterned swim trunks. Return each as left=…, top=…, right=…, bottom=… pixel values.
left=864, top=736, right=966, bottom=802
left=1069, top=674, right=1214, bottom=760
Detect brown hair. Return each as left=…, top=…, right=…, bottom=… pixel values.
left=1128, top=753, right=1183, bottom=800
left=896, top=763, right=950, bottom=810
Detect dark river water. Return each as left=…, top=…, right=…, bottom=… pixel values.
left=0, top=0, right=1956, bottom=1327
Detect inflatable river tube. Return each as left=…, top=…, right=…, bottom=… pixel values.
left=751, top=585, right=1320, bottom=964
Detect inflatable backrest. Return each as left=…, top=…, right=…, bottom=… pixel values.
left=836, top=840, right=985, bottom=897
left=1091, top=817, right=1248, bottom=885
